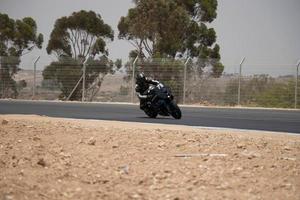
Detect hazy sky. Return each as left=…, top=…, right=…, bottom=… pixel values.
left=0, top=0, right=300, bottom=75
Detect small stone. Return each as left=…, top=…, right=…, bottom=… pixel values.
left=119, top=165, right=129, bottom=174
left=2, top=119, right=9, bottom=125
left=59, top=152, right=71, bottom=158
left=78, top=139, right=84, bottom=144
left=158, top=142, right=165, bottom=148
left=283, top=183, right=292, bottom=189
left=50, top=189, right=56, bottom=193
left=19, top=169, right=24, bottom=176
left=33, top=136, right=41, bottom=141
left=176, top=143, right=184, bottom=148
left=4, top=195, right=14, bottom=200
left=237, top=143, right=246, bottom=149
left=282, top=157, right=296, bottom=161
left=236, top=167, right=243, bottom=171
left=284, top=146, right=291, bottom=151
left=37, top=158, right=46, bottom=167
left=241, top=151, right=261, bottom=159
left=87, top=137, right=96, bottom=145
left=270, top=164, right=277, bottom=169
left=216, top=182, right=229, bottom=190
left=132, top=194, right=140, bottom=199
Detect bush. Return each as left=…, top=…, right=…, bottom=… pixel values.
left=120, top=85, right=129, bottom=95
left=256, top=80, right=295, bottom=108
left=223, top=75, right=296, bottom=108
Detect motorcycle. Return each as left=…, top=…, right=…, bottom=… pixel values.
left=140, top=83, right=182, bottom=119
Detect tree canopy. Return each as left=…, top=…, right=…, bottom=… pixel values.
left=118, top=0, right=223, bottom=77
left=0, top=13, right=43, bottom=98
left=46, top=10, right=114, bottom=60
left=44, top=10, right=116, bottom=101
left=0, top=13, right=43, bottom=57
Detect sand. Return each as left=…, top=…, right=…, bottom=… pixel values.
left=0, top=115, right=299, bottom=200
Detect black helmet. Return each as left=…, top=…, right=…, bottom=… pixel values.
left=136, top=72, right=146, bottom=84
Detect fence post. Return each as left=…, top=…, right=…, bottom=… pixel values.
left=295, top=60, right=300, bottom=109
left=82, top=59, right=89, bottom=102
left=183, top=57, right=191, bottom=105
left=238, top=57, right=246, bottom=106
left=33, top=56, right=40, bottom=99
left=67, top=76, right=82, bottom=101
left=0, top=56, right=2, bottom=97
left=67, top=59, right=87, bottom=101
left=131, top=56, right=138, bottom=103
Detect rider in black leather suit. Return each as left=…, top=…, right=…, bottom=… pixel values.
left=135, top=72, right=161, bottom=110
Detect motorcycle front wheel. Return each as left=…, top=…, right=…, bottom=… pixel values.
left=169, top=101, right=182, bottom=119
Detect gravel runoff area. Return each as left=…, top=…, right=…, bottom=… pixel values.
left=0, top=115, right=299, bottom=200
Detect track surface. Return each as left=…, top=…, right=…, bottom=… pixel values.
left=0, top=100, right=300, bottom=134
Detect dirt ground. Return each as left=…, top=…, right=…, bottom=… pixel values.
left=0, top=115, right=299, bottom=200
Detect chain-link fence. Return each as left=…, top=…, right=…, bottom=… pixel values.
left=184, top=59, right=299, bottom=108
left=1, top=56, right=299, bottom=109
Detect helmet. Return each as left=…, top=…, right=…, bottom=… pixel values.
left=136, top=72, right=146, bottom=84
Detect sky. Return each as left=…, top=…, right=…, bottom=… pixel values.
left=0, top=0, right=300, bottom=75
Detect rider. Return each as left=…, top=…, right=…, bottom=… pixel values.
left=135, top=72, right=161, bottom=110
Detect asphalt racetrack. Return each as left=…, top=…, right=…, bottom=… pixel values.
left=0, top=100, right=300, bottom=134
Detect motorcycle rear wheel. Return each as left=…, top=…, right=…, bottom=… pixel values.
left=144, top=109, right=158, bottom=118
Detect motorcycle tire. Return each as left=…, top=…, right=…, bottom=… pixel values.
left=169, top=101, right=182, bottom=119
left=144, top=109, right=158, bottom=118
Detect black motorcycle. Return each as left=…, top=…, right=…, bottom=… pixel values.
left=141, top=83, right=182, bottom=119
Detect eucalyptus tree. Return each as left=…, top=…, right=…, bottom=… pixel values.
left=0, top=13, right=43, bottom=98
left=118, top=0, right=224, bottom=78
left=46, top=10, right=113, bottom=60
left=44, top=10, right=115, bottom=101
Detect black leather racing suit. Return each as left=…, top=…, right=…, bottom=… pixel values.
left=135, top=78, right=160, bottom=110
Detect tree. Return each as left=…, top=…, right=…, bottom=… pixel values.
left=46, top=10, right=113, bottom=60
left=44, top=10, right=115, bottom=101
left=118, top=0, right=223, bottom=78
left=43, top=56, right=114, bottom=101
left=0, top=13, right=43, bottom=98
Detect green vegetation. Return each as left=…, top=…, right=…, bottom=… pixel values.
left=3, top=4, right=295, bottom=108
left=119, top=0, right=223, bottom=82
left=224, top=75, right=297, bottom=108
left=0, top=13, right=43, bottom=98
left=46, top=10, right=113, bottom=60
left=118, top=0, right=223, bottom=102
left=43, top=56, right=114, bottom=101
left=44, top=10, right=115, bottom=101
left=119, top=85, right=129, bottom=96
left=255, top=80, right=296, bottom=108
